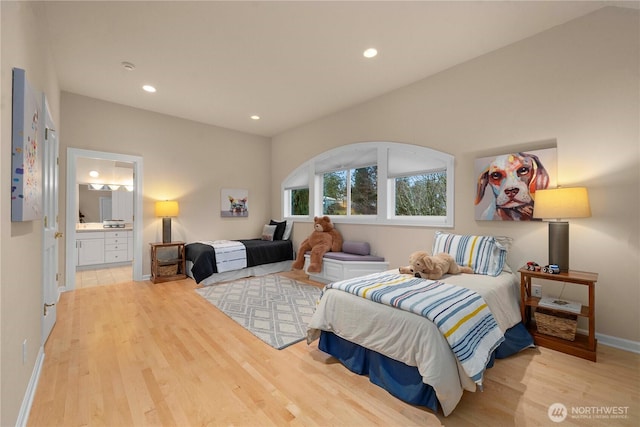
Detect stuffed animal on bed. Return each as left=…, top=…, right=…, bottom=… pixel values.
left=291, top=216, right=343, bottom=273
left=399, top=251, right=474, bottom=280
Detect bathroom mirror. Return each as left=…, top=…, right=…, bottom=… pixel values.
left=76, top=158, right=134, bottom=224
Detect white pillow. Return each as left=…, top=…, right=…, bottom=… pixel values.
left=261, top=224, right=277, bottom=241
left=432, top=231, right=511, bottom=276
left=282, top=220, right=293, bottom=240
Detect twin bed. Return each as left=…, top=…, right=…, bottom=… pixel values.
left=185, top=229, right=532, bottom=416
left=307, top=268, right=532, bottom=416
left=185, top=238, right=293, bottom=286
left=307, top=231, right=533, bottom=416
left=185, top=219, right=295, bottom=286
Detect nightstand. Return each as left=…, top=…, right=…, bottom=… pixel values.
left=519, top=267, right=598, bottom=361
left=150, top=242, right=186, bottom=283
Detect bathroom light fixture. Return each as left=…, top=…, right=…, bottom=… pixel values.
left=142, top=85, right=156, bottom=93
left=89, top=170, right=99, bottom=178
left=88, top=183, right=128, bottom=191
left=363, top=48, right=378, bottom=58
left=250, top=115, right=260, bottom=120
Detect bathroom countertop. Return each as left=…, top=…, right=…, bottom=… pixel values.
left=76, top=223, right=133, bottom=232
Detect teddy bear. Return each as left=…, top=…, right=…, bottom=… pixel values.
left=291, top=216, right=343, bottom=273
left=399, top=251, right=474, bottom=280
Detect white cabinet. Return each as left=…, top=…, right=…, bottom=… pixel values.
left=104, top=230, right=128, bottom=264
left=111, top=191, right=133, bottom=223
left=77, top=230, right=133, bottom=266
left=77, top=232, right=105, bottom=266
left=303, top=254, right=389, bottom=284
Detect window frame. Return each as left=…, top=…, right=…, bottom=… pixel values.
left=281, top=142, right=454, bottom=227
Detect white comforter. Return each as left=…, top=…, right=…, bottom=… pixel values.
left=306, top=269, right=522, bottom=416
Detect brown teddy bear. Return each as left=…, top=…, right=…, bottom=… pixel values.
left=292, top=216, right=343, bottom=273
left=399, top=251, right=474, bottom=280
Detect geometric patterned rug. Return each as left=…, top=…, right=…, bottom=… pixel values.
left=195, top=274, right=322, bottom=349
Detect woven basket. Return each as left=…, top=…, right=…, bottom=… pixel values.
left=535, top=307, right=577, bottom=341
left=158, top=264, right=178, bottom=276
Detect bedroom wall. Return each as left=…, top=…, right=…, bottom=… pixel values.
left=60, top=93, right=271, bottom=277
left=1, top=2, right=61, bottom=425
left=271, top=7, right=640, bottom=344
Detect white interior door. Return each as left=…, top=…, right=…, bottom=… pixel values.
left=42, top=96, right=59, bottom=344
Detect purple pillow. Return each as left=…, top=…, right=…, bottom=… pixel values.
left=341, top=241, right=370, bottom=256
left=324, top=252, right=384, bottom=262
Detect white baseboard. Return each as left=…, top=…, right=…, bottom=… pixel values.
left=596, top=332, right=640, bottom=354
left=575, top=327, right=640, bottom=354
left=15, top=346, right=45, bottom=427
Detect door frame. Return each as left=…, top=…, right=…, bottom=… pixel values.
left=42, top=95, right=59, bottom=344
left=65, top=148, right=144, bottom=290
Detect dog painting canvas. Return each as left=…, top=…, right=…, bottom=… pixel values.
left=474, top=148, right=557, bottom=221
left=220, top=188, right=249, bottom=217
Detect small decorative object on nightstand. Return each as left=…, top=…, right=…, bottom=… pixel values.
left=519, top=267, right=598, bottom=361
left=150, top=242, right=186, bottom=283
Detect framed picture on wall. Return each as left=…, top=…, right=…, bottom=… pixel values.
left=474, top=147, right=557, bottom=221
left=11, top=68, right=43, bottom=222
left=220, top=188, right=249, bottom=217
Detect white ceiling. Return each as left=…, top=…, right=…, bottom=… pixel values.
left=42, top=1, right=627, bottom=137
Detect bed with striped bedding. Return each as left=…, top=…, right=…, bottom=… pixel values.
left=324, top=272, right=504, bottom=386
left=307, top=268, right=529, bottom=416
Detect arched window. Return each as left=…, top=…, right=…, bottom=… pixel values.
left=282, top=142, right=454, bottom=227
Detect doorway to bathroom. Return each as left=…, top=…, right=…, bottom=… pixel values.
left=65, top=148, right=144, bottom=291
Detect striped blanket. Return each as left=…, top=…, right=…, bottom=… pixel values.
left=325, top=272, right=504, bottom=385
left=199, top=240, right=247, bottom=273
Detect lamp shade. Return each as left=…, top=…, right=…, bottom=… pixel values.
left=533, top=187, right=591, bottom=220
left=155, top=200, right=179, bottom=217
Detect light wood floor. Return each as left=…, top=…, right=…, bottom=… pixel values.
left=29, top=271, right=639, bottom=426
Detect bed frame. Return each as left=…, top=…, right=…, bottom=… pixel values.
left=186, top=259, right=292, bottom=286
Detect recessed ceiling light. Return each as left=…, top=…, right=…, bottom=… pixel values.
left=142, top=85, right=156, bottom=93
left=363, top=48, right=378, bottom=58
left=89, top=170, right=99, bottom=178
left=250, top=115, right=260, bottom=120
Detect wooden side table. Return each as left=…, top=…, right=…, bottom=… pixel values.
left=150, top=242, right=186, bottom=283
left=519, top=267, right=598, bottom=361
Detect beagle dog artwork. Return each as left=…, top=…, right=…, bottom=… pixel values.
left=475, top=152, right=550, bottom=221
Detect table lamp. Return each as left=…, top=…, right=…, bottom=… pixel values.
left=533, top=187, right=591, bottom=273
left=155, top=200, right=179, bottom=243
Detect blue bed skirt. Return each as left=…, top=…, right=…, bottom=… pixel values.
left=318, top=322, right=533, bottom=413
